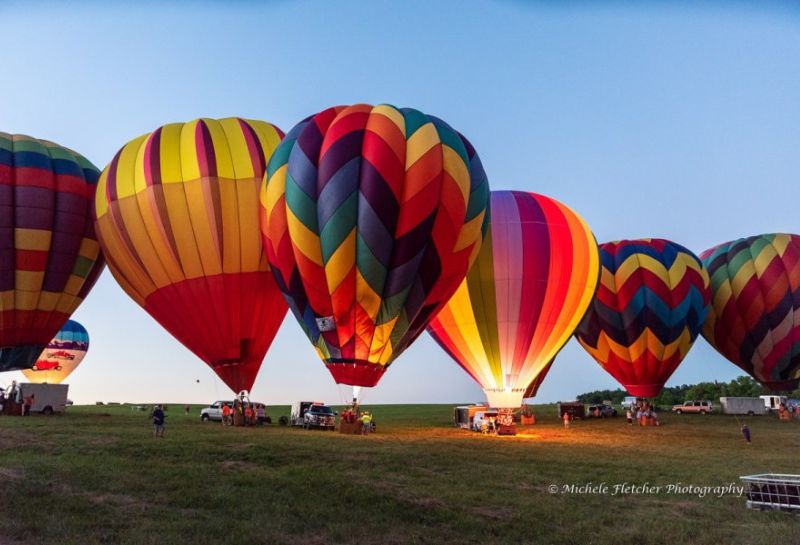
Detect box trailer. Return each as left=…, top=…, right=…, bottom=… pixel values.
left=558, top=402, right=585, bottom=420
left=720, top=397, right=767, bottom=416
left=18, top=383, right=69, bottom=415
left=453, top=405, right=488, bottom=429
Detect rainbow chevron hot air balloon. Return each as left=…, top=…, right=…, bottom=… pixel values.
left=427, top=191, right=600, bottom=409
left=260, top=104, right=489, bottom=391
left=95, top=118, right=288, bottom=393
left=701, top=233, right=800, bottom=391
left=575, top=239, right=710, bottom=398
left=0, top=133, right=105, bottom=371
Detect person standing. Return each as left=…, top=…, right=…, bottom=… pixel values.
left=562, top=410, right=570, bottom=428
left=741, top=424, right=751, bottom=444
left=361, top=412, right=371, bottom=435
left=152, top=404, right=166, bottom=438
left=256, top=404, right=265, bottom=425
left=626, top=408, right=633, bottom=425
left=23, top=393, right=34, bottom=416
left=221, top=403, right=231, bottom=426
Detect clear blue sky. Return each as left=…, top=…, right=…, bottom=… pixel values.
left=1, top=1, right=798, bottom=405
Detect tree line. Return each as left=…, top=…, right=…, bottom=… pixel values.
left=575, top=376, right=799, bottom=406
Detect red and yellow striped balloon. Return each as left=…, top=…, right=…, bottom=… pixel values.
left=427, top=191, right=599, bottom=408
left=95, top=118, right=288, bottom=393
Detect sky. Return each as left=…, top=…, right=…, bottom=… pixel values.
left=0, top=0, right=798, bottom=406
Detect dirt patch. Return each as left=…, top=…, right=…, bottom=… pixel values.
left=220, top=460, right=259, bottom=472
left=226, top=442, right=255, bottom=451
left=467, top=504, right=514, bottom=521
left=0, top=468, right=24, bottom=480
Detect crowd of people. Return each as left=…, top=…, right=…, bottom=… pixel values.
left=220, top=399, right=267, bottom=427
left=626, top=400, right=660, bottom=426
left=340, top=406, right=374, bottom=434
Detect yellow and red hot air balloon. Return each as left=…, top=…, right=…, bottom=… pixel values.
left=427, top=191, right=600, bottom=410
left=94, top=118, right=288, bottom=393
left=261, top=105, right=490, bottom=396
left=22, top=320, right=89, bottom=384
left=0, top=133, right=105, bottom=371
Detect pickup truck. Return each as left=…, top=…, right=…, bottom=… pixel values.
left=672, top=400, right=713, bottom=415
left=200, top=400, right=232, bottom=422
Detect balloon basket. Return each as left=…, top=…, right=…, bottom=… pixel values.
left=339, top=420, right=363, bottom=435
left=520, top=414, right=535, bottom=426
left=497, top=423, right=517, bottom=436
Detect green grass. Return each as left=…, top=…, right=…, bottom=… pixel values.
left=0, top=404, right=798, bottom=545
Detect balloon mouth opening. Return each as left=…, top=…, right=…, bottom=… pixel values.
left=325, top=360, right=386, bottom=388
left=623, top=384, right=664, bottom=398
left=0, top=344, right=47, bottom=372
left=761, top=379, right=800, bottom=393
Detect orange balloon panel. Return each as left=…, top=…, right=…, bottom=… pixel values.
left=94, top=118, right=288, bottom=393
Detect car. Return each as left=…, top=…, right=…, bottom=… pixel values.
left=200, top=400, right=232, bottom=422
left=302, top=403, right=336, bottom=430
left=471, top=410, right=499, bottom=432
left=672, top=400, right=714, bottom=415
left=587, top=404, right=618, bottom=418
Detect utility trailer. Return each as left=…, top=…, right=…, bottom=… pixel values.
left=453, top=405, right=488, bottom=429
left=741, top=474, right=800, bottom=512
left=19, top=383, right=69, bottom=415
left=719, top=397, right=766, bottom=416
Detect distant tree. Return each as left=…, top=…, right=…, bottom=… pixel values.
left=576, top=376, right=773, bottom=405
left=576, top=389, right=626, bottom=404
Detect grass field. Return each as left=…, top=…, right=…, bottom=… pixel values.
left=0, top=403, right=798, bottom=545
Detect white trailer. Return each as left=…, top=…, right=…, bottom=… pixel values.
left=719, top=397, right=766, bottom=416
left=19, top=383, right=69, bottom=415
left=760, top=395, right=788, bottom=412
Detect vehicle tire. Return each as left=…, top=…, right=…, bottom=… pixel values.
left=201, top=414, right=210, bottom=422
left=700, top=410, right=707, bottom=415
left=675, top=409, right=682, bottom=414
left=747, top=411, right=755, bottom=416
left=42, top=406, right=53, bottom=416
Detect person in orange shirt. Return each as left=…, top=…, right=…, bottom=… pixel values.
left=221, top=403, right=231, bottom=426
left=244, top=404, right=253, bottom=426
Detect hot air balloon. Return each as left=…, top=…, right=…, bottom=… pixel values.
left=94, top=118, right=288, bottom=393
left=260, top=104, right=490, bottom=395
left=22, top=320, right=89, bottom=384
left=0, top=133, right=105, bottom=371
left=575, top=239, right=710, bottom=397
left=427, top=191, right=600, bottom=410
left=701, top=233, right=800, bottom=391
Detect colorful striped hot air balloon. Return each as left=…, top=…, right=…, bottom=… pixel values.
left=0, top=133, right=105, bottom=371
left=22, top=320, right=89, bottom=384
left=94, top=118, right=288, bottom=393
left=260, top=104, right=490, bottom=392
left=701, top=233, right=800, bottom=391
left=427, top=191, right=600, bottom=409
left=575, top=239, right=711, bottom=398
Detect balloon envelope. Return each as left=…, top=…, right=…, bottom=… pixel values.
left=0, top=133, right=105, bottom=371
left=261, top=104, right=490, bottom=388
left=22, top=320, right=89, bottom=384
left=428, top=191, right=600, bottom=408
left=94, top=118, right=288, bottom=393
left=575, top=239, right=710, bottom=397
left=701, top=233, right=800, bottom=391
